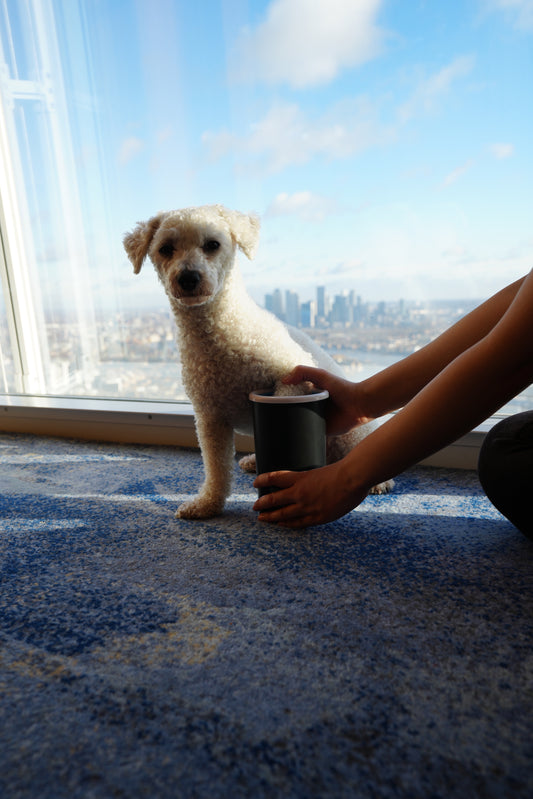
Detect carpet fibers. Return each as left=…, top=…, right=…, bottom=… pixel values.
left=0, top=433, right=531, bottom=798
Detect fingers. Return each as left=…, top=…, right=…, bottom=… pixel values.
left=254, top=494, right=321, bottom=529
left=253, top=471, right=300, bottom=520
left=254, top=492, right=310, bottom=528
left=253, top=470, right=292, bottom=507
left=282, top=365, right=331, bottom=388
left=253, top=470, right=294, bottom=493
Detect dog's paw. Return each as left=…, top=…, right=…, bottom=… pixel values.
left=369, top=479, right=394, bottom=495
left=176, top=496, right=224, bottom=520
left=238, top=453, right=257, bottom=473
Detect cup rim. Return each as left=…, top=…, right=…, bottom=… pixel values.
left=249, top=387, right=329, bottom=404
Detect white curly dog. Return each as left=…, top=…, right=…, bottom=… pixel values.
left=124, top=204, right=392, bottom=519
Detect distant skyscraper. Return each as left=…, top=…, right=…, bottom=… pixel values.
left=300, top=300, right=316, bottom=328
left=268, top=288, right=284, bottom=320
left=285, top=290, right=300, bottom=326
left=316, top=286, right=326, bottom=319
left=352, top=294, right=364, bottom=323
left=331, top=293, right=350, bottom=325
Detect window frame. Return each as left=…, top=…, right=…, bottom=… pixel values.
left=0, top=0, right=523, bottom=471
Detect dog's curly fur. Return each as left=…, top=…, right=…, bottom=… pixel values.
left=124, top=204, right=392, bottom=519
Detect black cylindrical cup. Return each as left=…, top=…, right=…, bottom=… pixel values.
left=249, top=388, right=329, bottom=497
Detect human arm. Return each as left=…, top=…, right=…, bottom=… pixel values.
left=284, top=274, right=527, bottom=432
left=254, top=270, right=533, bottom=528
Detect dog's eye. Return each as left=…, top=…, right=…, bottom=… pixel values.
left=203, top=239, right=220, bottom=254
left=158, top=243, right=174, bottom=258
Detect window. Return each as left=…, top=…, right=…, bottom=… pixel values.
left=1, top=0, right=532, bottom=423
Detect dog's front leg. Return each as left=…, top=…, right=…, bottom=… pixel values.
left=176, top=415, right=235, bottom=519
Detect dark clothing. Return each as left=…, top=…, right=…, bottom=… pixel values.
left=478, top=411, right=533, bottom=539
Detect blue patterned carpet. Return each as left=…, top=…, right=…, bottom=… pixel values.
left=0, top=432, right=531, bottom=798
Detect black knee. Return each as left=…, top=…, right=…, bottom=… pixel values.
left=478, top=411, right=533, bottom=538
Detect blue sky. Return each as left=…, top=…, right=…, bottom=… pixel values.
left=64, top=0, right=533, bottom=305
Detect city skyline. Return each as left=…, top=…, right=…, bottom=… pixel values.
left=2, top=295, right=532, bottom=416
left=263, top=282, right=478, bottom=329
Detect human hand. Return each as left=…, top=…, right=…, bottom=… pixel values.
left=253, top=460, right=369, bottom=529
left=283, top=365, right=374, bottom=436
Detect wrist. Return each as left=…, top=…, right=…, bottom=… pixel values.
left=356, top=376, right=383, bottom=421
left=337, top=450, right=375, bottom=501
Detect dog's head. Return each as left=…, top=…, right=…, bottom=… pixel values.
left=123, top=204, right=260, bottom=308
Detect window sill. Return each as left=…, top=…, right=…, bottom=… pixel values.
left=0, top=393, right=490, bottom=470
left=0, top=393, right=252, bottom=451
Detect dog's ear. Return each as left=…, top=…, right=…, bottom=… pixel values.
left=216, top=206, right=260, bottom=260
left=123, top=213, right=166, bottom=274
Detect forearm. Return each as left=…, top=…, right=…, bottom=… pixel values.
left=343, top=335, right=533, bottom=494
left=360, top=276, right=526, bottom=418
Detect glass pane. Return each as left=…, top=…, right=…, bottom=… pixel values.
left=0, top=0, right=531, bottom=415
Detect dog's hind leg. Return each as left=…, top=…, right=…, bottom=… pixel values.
left=176, top=415, right=235, bottom=519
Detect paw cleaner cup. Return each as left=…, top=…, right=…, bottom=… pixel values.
left=249, top=388, right=329, bottom=497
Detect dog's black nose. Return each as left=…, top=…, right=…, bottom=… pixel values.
left=178, top=270, right=202, bottom=292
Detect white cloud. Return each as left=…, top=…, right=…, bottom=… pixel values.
left=203, top=98, right=391, bottom=174
left=486, top=0, right=533, bottom=31
left=265, top=191, right=336, bottom=222
left=440, top=143, right=514, bottom=188
left=314, top=259, right=366, bottom=278
left=398, top=55, right=476, bottom=123
left=488, top=142, right=514, bottom=159
left=202, top=57, right=475, bottom=177
left=118, top=137, right=144, bottom=165
left=442, top=159, right=475, bottom=187
left=235, top=0, right=385, bottom=88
